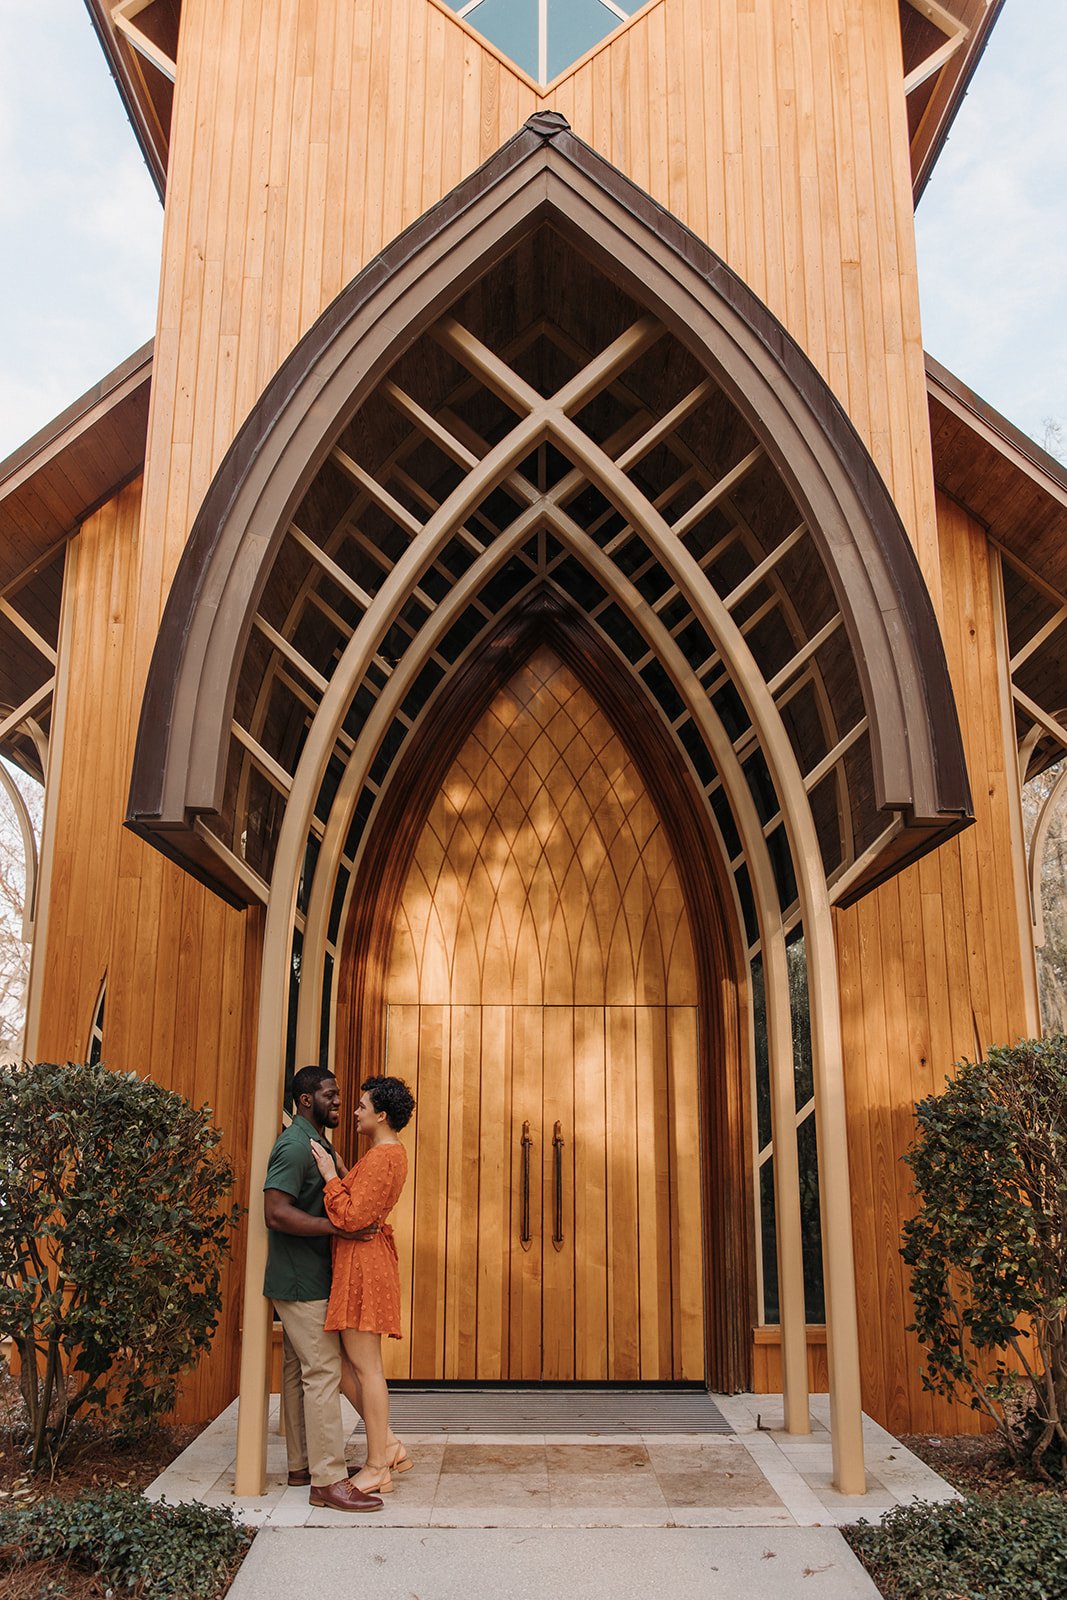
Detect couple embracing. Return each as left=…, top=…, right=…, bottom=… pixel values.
left=263, top=1065, right=414, bottom=1513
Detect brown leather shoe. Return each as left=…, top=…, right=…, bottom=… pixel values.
left=287, top=1469, right=311, bottom=1487
left=309, top=1478, right=383, bottom=1512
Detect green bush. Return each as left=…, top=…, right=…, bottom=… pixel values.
left=0, top=1488, right=250, bottom=1599
left=901, top=1036, right=1067, bottom=1475
left=848, top=1490, right=1067, bottom=1600
left=0, top=1061, right=240, bottom=1470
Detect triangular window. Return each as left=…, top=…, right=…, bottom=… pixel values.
left=447, top=0, right=642, bottom=85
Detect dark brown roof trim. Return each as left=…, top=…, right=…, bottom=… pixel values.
left=128, top=113, right=971, bottom=900
left=912, top=0, right=1007, bottom=204
left=83, top=0, right=167, bottom=201
left=0, top=340, right=153, bottom=495
left=926, top=353, right=1067, bottom=503
left=0, top=341, right=152, bottom=600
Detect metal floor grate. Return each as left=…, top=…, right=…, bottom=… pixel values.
left=384, top=1388, right=733, bottom=1435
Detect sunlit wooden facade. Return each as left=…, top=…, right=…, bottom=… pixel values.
left=3, top=0, right=1065, bottom=1495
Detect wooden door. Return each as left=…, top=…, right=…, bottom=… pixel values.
left=376, top=647, right=705, bottom=1382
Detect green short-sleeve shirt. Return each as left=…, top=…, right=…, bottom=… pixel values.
left=263, top=1115, right=334, bottom=1301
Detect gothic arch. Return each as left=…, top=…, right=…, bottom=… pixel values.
left=125, top=116, right=975, bottom=1497
left=128, top=113, right=970, bottom=890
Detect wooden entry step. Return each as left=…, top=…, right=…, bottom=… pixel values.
left=383, top=1386, right=733, bottom=1435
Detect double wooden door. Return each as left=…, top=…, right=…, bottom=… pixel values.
left=376, top=647, right=706, bottom=1383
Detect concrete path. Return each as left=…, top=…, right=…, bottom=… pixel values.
left=149, top=1393, right=956, bottom=1530
left=147, top=1393, right=954, bottom=1596
left=225, top=1525, right=883, bottom=1599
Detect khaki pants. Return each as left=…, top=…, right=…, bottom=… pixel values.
left=272, top=1298, right=347, bottom=1487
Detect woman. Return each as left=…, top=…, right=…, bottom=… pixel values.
left=309, top=1074, right=415, bottom=1496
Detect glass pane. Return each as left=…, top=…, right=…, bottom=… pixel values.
left=759, top=1157, right=779, bottom=1323
left=285, top=928, right=303, bottom=1080
left=547, top=0, right=616, bottom=80
left=751, top=953, right=771, bottom=1152
left=787, top=930, right=814, bottom=1111
left=459, top=0, right=538, bottom=80
left=797, top=1113, right=826, bottom=1322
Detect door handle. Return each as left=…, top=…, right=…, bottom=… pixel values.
left=520, top=1120, right=532, bottom=1251
left=552, top=1120, right=564, bottom=1251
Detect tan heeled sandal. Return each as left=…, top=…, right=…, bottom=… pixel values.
left=352, top=1465, right=393, bottom=1495
left=386, top=1439, right=414, bottom=1474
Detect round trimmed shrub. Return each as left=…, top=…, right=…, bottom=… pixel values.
left=0, top=1061, right=239, bottom=1469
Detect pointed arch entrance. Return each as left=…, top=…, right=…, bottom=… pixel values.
left=354, top=641, right=708, bottom=1384
left=127, top=116, right=973, bottom=1495
left=336, top=598, right=746, bottom=1387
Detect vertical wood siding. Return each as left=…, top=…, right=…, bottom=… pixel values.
left=33, top=481, right=263, bottom=1423
left=832, top=490, right=1032, bottom=1435
left=140, top=0, right=938, bottom=611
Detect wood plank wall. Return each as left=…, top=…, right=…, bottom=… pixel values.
left=832, top=489, right=1032, bottom=1435
left=137, top=0, right=938, bottom=606
left=32, top=480, right=264, bottom=1423
left=31, top=1, right=1030, bottom=1429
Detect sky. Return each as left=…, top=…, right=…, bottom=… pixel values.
left=0, top=0, right=1064, bottom=464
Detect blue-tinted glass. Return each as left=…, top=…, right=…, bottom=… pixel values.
left=547, top=0, right=616, bottom=80
left=461, top=0, right=538, bottom=80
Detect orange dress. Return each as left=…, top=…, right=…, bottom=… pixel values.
left=322, top=1143, right=408, bottom=1337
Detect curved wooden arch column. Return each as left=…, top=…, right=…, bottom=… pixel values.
left=125, top=116, right=974, bottom=1498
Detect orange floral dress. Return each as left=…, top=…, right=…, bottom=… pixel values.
left=322, top=1143, right=408, bottom=1338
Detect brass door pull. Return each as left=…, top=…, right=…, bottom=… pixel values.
left=552, top=1120, right=564, bottom=1250
left=520, top=1119, right=533, bottom=1250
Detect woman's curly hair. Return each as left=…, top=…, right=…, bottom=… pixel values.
left=361, top=1075, right=416, bottom=1131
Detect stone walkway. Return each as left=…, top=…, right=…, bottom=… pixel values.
left=147, top=1392, right=956, bottom=1530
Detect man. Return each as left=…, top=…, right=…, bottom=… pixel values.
left=263, top=1064, right=382, bottom=1513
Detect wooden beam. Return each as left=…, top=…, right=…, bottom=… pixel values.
left=383, top=381, right=480, bottom=470
left=722, top=523, right=806, bottom=613
left=1009, top=602, right=1067, bottom=674
left=1011, top=687, right=1067, bottom=755
left=0, top=598, right=58, bottom=667
left=671, top=447, right=764, bottom=540
left=767, top=615, right=843, bottom=697
left=616, top=381, right=714, bottom=471
left=331, top=449, right=423, bottom=538
left=231, top=721, right=293, bottom=795
left=251, top=614, right=330, bottom=696
left=288, top=523, right=373, bottom=610
left=110, top=0, right=177, bottom=81
left=191, top=820, right=270, bottom=905
left=0, top=678, right=55, bottom=746
left=902, top=0, right=970, bottom=97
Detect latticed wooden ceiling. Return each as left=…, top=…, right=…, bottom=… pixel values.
left=199, top=223, right=888, bottom=965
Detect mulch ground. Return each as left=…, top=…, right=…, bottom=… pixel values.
left=900, top=1429, right=1067, bottom=1501
left=0, top=1373, right=236, bottom=1600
